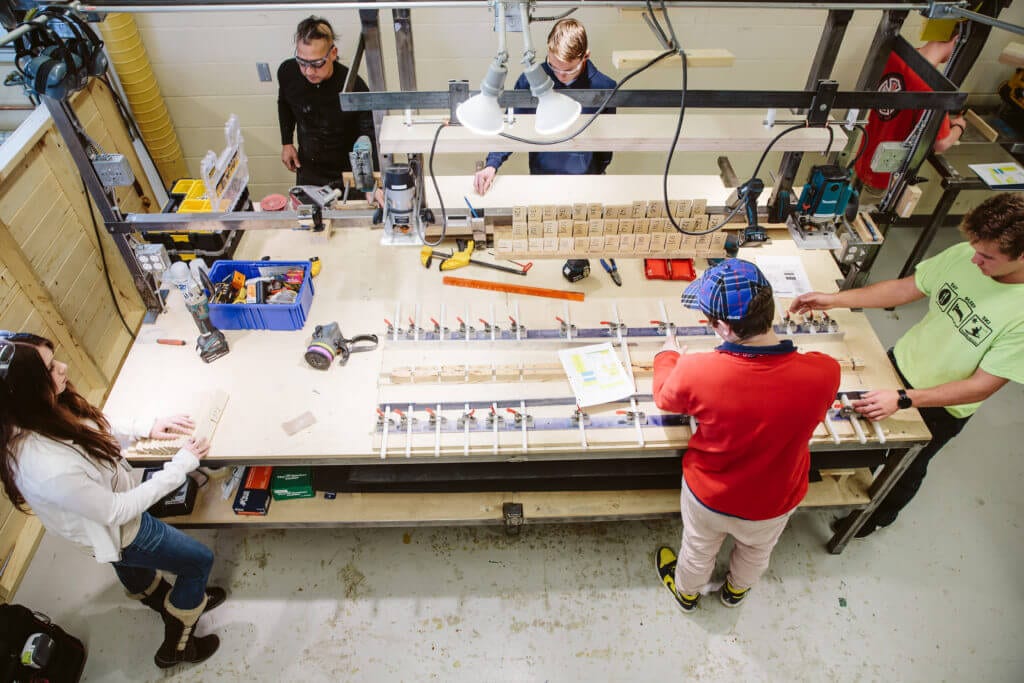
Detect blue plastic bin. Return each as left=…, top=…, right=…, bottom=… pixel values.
left=207, top=260, right=314, bottom=330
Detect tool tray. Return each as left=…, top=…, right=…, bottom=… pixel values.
left=206, top=260, right=314, bottom=331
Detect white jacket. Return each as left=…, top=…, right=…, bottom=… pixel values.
left=13, top=416, right=200, bottom=563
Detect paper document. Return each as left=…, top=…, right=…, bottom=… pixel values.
left=755, top=255, right=813, bottom=298
left=558, top=342, right=634, bottom=408
left=967, top=162, right=1024, bottom=190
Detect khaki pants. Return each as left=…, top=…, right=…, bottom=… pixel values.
left=674, top=478, right=794, bottom=595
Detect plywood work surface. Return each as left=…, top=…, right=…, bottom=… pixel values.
left=104, top=223, right=928, bottom=465
left=381, top=114, right=845, bottom=155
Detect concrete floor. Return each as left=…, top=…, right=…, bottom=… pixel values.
left=14, top=226, right=1024, bottom=682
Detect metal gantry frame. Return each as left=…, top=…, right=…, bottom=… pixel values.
left=2, top=0, right=1013, bottom=313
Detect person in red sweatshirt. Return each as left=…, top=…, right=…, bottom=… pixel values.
left=652, top=259, right=840, bottom=612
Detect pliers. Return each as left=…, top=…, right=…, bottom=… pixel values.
left=600, top=258, right=622, bottom=287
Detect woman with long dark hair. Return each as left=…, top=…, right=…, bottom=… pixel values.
left=0, top=332, right=224, bottom=669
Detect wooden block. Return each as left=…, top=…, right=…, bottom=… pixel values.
left=667, top=200, right=679, bottom=216
left=604, top=235, right=621, bottom=253
left=588, top=203, right=604, bottom=220
left=542, top=220, right=558, bottom=236
left=588, top=236, right=606, bottom=253
left=695, top=235, right=711, bottom=255
left=495, top=365, right=520, bottom=381
left=572, top=203, right=588, bottom=221
left=389, top=367, right=413, bottom=384
left=495, top=237, right=514, bottom=255
left=572, top=221, right=589, bottom=237
left=543, top=236, right=559, bottom=252
left=573, top=236, right=589, bottom=253
left=559, top=237, right=575, bottom=253
left=527, top=206, right=543, bottom=222
left=513, top=238, right=528, bottom=254
left=646, top=200, right=664, bottom=218
left=999, top=42, right=1024, bottom=67
left=692, top=199, right=708, bottom=215
left=632, top=200, right=647, bottom=218
left=665, top=232, right=682, bottom=252
left=556, top=205, right=573, bottom=220
left=512, top=223, right=527, bottom=238
left=528, top=237, right=544, bottom=252
left=965, top=109, right=999, bottom=142
left=651, top=218, right=669, bottom=232
left=634, top=233, right=652, bottom=253
left=619, top=234, right=636, bottom=253
left=682, top=236, right=698, bottom=253
left=894, top=183, right=923, bottom=218
left=676, top=199, right=692, bottom=218
left=542, top=205, right=557, bottom=221
left=512, top=206, right=527, bottom=222
left=619, top=218, right=635, bottom=234
left=709, top=231, right=728, bottom=255
left=693, top=215, right=709, bottom=231
left=635, top=218, right=650, bottom=234
left=557, top=219, right=572, bottom=236
left=528, top=223, right=543, bottom=238
left=612, top=49, right=735, bottom=70
left=649, top=232, right=668, bottom=254
left=588, top=219, right=605, bottom=236
left=604, top=219, right=620, bottom=235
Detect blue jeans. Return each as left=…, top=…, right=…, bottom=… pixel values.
left=112, top=512, right=214, bottom=610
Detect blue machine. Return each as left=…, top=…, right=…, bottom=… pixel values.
left=789, top=165, right=859, bottom=249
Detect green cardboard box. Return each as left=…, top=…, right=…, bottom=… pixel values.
left=270, top=466, right=314, bottom=500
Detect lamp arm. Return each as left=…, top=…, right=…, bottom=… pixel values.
left=517, top=1, right=536, bottom=67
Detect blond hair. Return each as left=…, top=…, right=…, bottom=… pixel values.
left=547, top=18, right=588, bottom=62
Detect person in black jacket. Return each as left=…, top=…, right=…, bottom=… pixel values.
left=278, top=16, right=382, bottom=204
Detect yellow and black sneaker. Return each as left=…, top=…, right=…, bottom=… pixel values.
left=655, top=546, right=700, bottom=613
left=719, top=581, right=750, bottom=608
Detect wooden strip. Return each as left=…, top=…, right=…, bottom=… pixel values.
left=87, top=80, right=158, bottom=211
left=0, top=218, right=108, bottom=388
left=612, top=49, right=735, bottom=70
left=0, top=516, right=44, bottom=604
left=442, top=276, right=585, bottom=302
left=382, top=114, right=844, bottom=156
left=998, top=42, right=1024, bottom=67
left=964, top=109, right=998, bottom=143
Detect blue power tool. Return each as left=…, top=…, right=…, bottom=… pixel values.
left=788, top=165, right=859, bottom=249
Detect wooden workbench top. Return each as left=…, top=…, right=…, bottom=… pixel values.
left=106, top=220, right=928, bottom=465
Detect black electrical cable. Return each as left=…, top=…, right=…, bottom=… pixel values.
left=750, top=123, right=809, bottom=182
left=846, top=123, right=869, bottom=170
left=425, top=121, right=448, bottom=247
left=80, top=176, right=136, bottom=340
left=529, top=7, right=577, bottom=22
left=498, top=48, right=675, bottom=146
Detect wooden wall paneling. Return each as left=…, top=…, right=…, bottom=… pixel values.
left=0, top=218, right=108, bottom=389
left=0, top=150, right=51, bottom=234
left=35, top=130, right=145, bottom=326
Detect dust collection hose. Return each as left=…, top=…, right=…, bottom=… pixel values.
left=99, top=13, right=188, bottom=185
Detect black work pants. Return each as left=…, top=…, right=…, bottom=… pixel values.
left=866, top=349, right=971, bottom=529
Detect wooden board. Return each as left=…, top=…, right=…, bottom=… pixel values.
left=612, top=49, right=734, bottom=70
left=380, top=114, right=846, bottom=155
left=159, top=469, right=870, bottom=529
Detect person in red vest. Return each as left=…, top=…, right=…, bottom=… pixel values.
left=855, top=36, right=966, bottom=192
left=652, top=260, right=840, bottom=612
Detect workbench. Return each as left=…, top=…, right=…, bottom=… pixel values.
left=105, top=178, right=930, bottom=554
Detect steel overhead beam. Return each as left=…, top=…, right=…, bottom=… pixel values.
left=340, top=88, right=966, bottom=112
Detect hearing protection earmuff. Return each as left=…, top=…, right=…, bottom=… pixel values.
left=12, top=8, right=105, bottom=100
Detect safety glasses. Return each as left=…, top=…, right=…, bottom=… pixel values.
left=0, top=340, right=13, bottom=381
left=295, top=50, right=332, bottom=71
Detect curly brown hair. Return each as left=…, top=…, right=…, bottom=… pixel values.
left=0, top=333, right=121, bottom=511
left=960, top=192, right=1024, bottom=258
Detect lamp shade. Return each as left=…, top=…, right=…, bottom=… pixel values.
left=456, top=61, right=507, bottom=136
left=523, top=63, right=581, bottom=135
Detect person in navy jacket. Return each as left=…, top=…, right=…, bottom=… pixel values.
left=473, top=18, right=616, bottom=195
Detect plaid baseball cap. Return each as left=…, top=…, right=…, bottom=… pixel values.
left=681, top=259, right=771, bottom=321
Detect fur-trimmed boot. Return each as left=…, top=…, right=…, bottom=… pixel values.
left=154, top=594, right=220, bottom=669
left=129, top=576, right=227, bottom=616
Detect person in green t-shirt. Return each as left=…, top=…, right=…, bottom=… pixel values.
left=790, top=192, right=1024, bottom=538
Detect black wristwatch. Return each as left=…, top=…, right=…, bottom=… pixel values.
left=897, top=389, right=913, bottom=410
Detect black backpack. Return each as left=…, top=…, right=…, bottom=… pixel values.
left=0, top=604, right=85, bottom=683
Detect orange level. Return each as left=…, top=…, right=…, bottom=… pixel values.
left=442, top=276, right=585, bottom=302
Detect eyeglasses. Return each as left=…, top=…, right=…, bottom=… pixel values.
left=295, top=50, right=332, bottom=71
left=546, top=58, right=585, bottom=78
left=0, top=340, right=14, bottom=381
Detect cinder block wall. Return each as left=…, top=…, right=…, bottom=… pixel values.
left=129, top=5, right=1023, bottom=201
